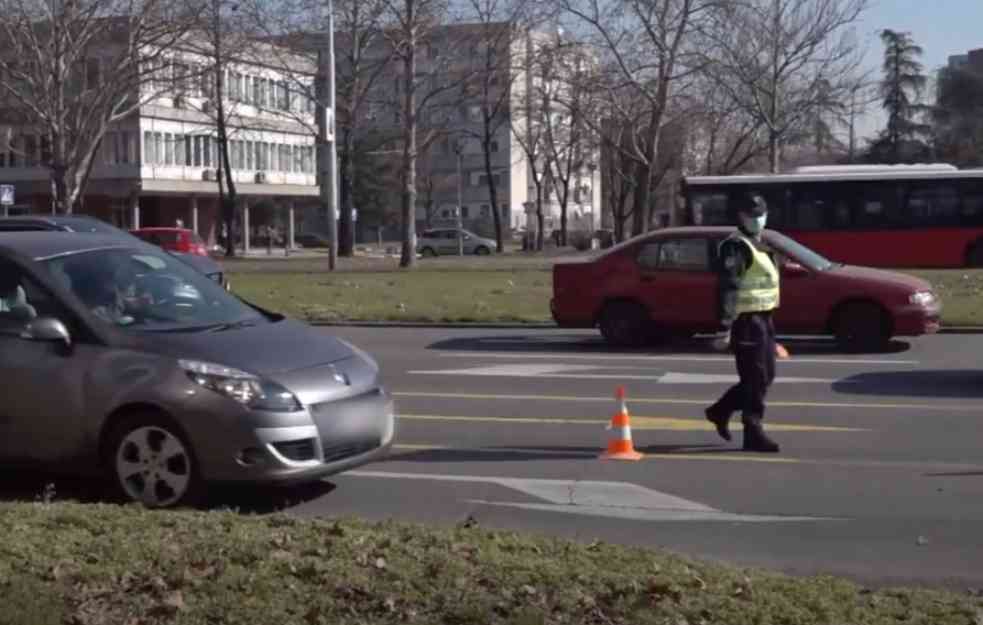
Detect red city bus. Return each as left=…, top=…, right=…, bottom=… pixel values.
left=682, top=164, right=983, bottom=268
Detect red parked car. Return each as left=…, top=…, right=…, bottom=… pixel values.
left=132, top=227, right=209, bottom=257
left=551, top=227, right=942, bottom=350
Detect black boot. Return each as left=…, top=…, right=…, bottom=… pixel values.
left=705, top=406, right=732, bottom=442
left=742, top=415, right=780, bottom=453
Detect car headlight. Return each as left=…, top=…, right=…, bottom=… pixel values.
left=179, top=359, right=301, bottom=412
left=909, top=291, right=935, bottom=307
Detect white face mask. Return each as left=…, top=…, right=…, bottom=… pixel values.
left=741, top=214, right=767, bottom=235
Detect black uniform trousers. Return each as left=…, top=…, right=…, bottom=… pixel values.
left=711, top=311, right=776, bottom=420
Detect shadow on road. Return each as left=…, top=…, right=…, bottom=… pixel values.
left=386, top=443, right=727, bottom=463
left=833, top=370, right=983, bottom=398
left=426, top=334, right=912, bottom=357
left=924, top=471, right=983, bottom=478
left=0, top=470, right=335, bottom=514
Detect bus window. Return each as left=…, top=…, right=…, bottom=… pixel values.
left=689, top=191, right=728, bottom=225
left=960, top=181, right=983, bottom=225
left=852, top=181, right=901, bottom=229
left=788, top=185, right=827, bottom=230
left=903, top=184, right=960, bottom=227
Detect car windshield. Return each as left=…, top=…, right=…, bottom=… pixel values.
left=764, top=230, right=835, bottom=272
left=42, top=247, right=265, bottom=332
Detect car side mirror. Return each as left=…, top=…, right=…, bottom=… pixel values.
left=21, top=317, right=72, bottom=350
left=782, top=261, right=809, bottom=277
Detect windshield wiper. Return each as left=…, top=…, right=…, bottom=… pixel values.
left=206, top=319, right=260, bottom=333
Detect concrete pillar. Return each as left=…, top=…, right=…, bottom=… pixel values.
left=130, top=193, right=140, bottom=230
left=288, top=202, right=295, bottom=250
left=242, top=199, right=250, bottom=253
left=190, top=195, right=199, bottom=234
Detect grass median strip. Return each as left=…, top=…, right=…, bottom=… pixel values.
left=3, top=501, right=981, bottom=624
left=225, top=261, right=983, bottom=327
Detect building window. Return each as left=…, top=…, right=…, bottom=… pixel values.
left=192, top=136, right=202, bottom=167
left=243, top=75, right=252, bottom=104
left=490, top=140, right=499, bottom=152
left=480, top=204, right=490, bottom=217
left=245, top=140, right=254, bottom=170
left=461, top=206, right=470, bottom=219
left=253, top=78, right=262, bottom=107
left=278, top=81, right=289, bottom=110
left=162, top=133, right=173, bottom=165
left=203, top=137, right=212, bottom=168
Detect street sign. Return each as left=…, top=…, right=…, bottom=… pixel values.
left=0, top=185, right=13, bottom=206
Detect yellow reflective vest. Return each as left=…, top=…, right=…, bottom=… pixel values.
left=722, top=234, right=780, bottom=314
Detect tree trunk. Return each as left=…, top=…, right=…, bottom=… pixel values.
left=535, top=179, right=544, bottom=251
left=339, top=128, right=356, bottom=256
left=216, top=67, right=238, bottom=257
left=482, top=136, right=504, bottom=253
left=399, top=36, right=417, bottom=269
left=768, top=128, right=780, bottom=174
left=52, top=165, right=70, bottom=215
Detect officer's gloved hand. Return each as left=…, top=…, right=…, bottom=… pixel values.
left=711, top=329, right=731, bottom=352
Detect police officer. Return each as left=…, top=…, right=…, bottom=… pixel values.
left=705, top=191, right=782, bottom=453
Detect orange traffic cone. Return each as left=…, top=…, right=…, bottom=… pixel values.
left=599, top=386, right=644, bottom=461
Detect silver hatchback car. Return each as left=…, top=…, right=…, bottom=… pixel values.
left=417, top=228, right=495, bottom=257
left=0, top=233, right=395, bottom=507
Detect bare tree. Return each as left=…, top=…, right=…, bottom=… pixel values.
left=537, top=34, right=597, bottom=247
left=378, top=0, right=475, bottom=268
left=681, top=73, right=769, bottom=175
left=460, top=0, right=548, bottom=252
left=557, top=0, right=714, bottom=235
left=510, top=43, right=551, bottom=250
left=248, top=0, right=392, bottom=258
left=701, top=0, right=868, bottom=173
left=185, top=0, right=257, bottom=256
left=0, top=0, right=199, bottom=213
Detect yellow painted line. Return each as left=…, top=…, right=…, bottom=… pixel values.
left=397, top=414, right=866, bottom=433
left=389, top=445, right=983, bottom=470
left=390, top=444, right=800, bottom=464
left=393, top=391, right=978, bottom=412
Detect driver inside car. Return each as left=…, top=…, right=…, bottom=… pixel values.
left=63, top=258, right=147, bottom=326
left=0, top=271, right=37, bottom=323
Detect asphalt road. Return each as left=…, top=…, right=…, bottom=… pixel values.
left=279, top=326, right=983, bottom=590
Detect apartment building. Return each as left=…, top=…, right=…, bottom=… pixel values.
left=0, top=30, right=319, bottom=249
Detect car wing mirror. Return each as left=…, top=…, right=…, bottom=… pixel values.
left=21, top=317, right=72, bottom=350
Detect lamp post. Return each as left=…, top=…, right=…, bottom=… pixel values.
left=317, top=0, right=339, bottom=270
left=586, top=161, right=596, bottom=231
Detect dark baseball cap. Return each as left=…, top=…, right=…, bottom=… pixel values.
left=736, top=192, right=767, bottom=217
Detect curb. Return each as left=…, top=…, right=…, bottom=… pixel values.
left=308, top=320, right=557, bottom=329
left=307, top=320, right=983, bottom=334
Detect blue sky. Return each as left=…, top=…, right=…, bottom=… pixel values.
left=851, top=0, right=983, bottom=139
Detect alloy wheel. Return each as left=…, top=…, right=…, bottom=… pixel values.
left=115, top=426, right=192, bottom=508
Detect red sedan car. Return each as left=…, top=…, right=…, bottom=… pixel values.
left=551, top=227, right=941, bottom=350
left=132, top=227, right=209, bottom=257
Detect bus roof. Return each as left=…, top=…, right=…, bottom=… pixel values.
left=685, top=166, right=983, bottom=186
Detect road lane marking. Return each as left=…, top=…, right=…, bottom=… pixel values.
left=438, top=351, right=920, bottom=366
left=392, top=391, right=980, bottom=412
left=397, top=413, right=867, bottom=432
left=387, top=444, right=983, bottom=471
left=409, top=364, right=843, bottom=384
left=346, top=470, right=831, bottom=522
left=389, top=443, right=799, bottom=463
